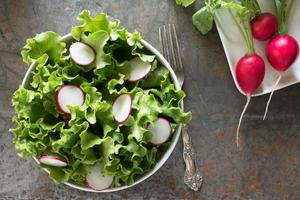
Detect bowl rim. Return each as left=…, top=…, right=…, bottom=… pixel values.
left=22, top=33, right=183, bottom=192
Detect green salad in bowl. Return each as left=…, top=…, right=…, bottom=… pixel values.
left=11, top=10, right=191, bottom=192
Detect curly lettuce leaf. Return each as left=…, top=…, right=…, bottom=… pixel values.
left=71, top=10, right=119, bottom=41
left=81, top=31, right=110, bottom=69
left=12, top=88, right=43, bottom=121
left=21, top=31, right=67, bottom=64
left=140, top=64, right=169, bottom=88
left=107, top=73, right=127, bottom=96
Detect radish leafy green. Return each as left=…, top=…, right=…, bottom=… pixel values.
left=178, top=1, right=258, bottom=54
left=175, top=0, right=196, bottom=7
left=177, top=0, right=260, bottom=35
left=11, top=10, right=191, bottom=187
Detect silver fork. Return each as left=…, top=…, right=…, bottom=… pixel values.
left=159, top=24, right=203, bottom=191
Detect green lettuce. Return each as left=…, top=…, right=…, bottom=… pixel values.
left=82, top=31, right=110, bottom=69
left=11, top=10, right=191, bottom=187
left=21, top=31, right=67, bottom=65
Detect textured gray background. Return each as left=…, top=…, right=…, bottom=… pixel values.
left=1, top=0, right=300, bottom=199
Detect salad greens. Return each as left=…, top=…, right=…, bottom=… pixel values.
left=11, top=10, right=191, bottom=187
left=176, top=0, right=260, bottom=54
left=176, top=0, right=260, bottom=36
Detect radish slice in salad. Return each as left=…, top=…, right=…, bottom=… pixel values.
left=112, top=93, right=132, bottom=123
left=148, top=117, right=172, bottom=145
left=128, top=57, right=151, bottom=82
left=39, top=155, right=68, bottom=167
left=56, top=84, right=84, bottom=114
left=69, top=42, right=95, bottom=66
left=86, top=164, right=114, bottom=191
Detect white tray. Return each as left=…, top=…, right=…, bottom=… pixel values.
left=215, top=0, right=300, bottom=96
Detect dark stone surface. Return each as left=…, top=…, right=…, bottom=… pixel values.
left=0, top=0, right=300, bottom=199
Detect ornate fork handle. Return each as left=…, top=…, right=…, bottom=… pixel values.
left=159, top=25, right=203, bottom=191
left=182, top=125, right=203, bottom=191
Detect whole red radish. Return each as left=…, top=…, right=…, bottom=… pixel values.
left=263, top=34, right=299, bottom=119
left=227, top=7, right=266, bottom=148
left=236, top=54, right=265, bottom=147
left=251, top=13, right=278, bottom=41
left=266, top=34, right=299, bottom=72
left=262, top=0, right=299, bottom=119
left=236, top=54, right=265, bottom=95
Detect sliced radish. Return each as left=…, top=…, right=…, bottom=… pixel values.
left=148, top=117, right=172, bottom=145
left=56, top=84, right=85, bottom=114
left=86, top=163, right=114, bottom=191
left=128, top=57, right=151, bottom=82
left=112, top=93, right=132, bottom=123
left=39, top=155, right=68, bottom=167
left=69, top=42, right=95, bottom=66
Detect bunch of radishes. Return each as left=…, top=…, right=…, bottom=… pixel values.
left=235, top=0, right=299, bottom=147
left=177, top=0, right=299, bottom=147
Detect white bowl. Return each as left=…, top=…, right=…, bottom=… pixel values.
left=21, top=33, right=183, bottom=192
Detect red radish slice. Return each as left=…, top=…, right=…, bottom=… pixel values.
left=56, top=84, right=85, bottom=114
left=69, top=42, right=95, bottom=66
left=112, top=94, right=132, bottom=123
left=128, top=57, right=151, bottom=82
left=148, top=117, right=172, bottom=145
left=86, top=164, right=114, bottom=191
left=39, top=155, right=67, bottom=167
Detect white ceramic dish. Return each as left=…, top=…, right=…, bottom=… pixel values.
left=215, top=0, right=300, bottom=96
left=21, top=33, right=183, bottom=192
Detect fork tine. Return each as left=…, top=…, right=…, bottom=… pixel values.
left=163, top=25, right=171, bottom=63
left=172, top=24, right=184, bottom=72
left=158, top=27, right=165, bottom=58
left=168, top=24, right=177, bottom=69
left=159, top=24, right=184, bottom=87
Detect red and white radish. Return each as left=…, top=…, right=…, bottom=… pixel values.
left=266, top=35, right=299, bottom=72
left=39, top=155, right=68, bottom=167
left=148, top=117, right=172, bottom=145
left=112, top=93, right=132, bottom=123
left=263, top=34, right=299, bottom=119
left=263, top=0, right=299, bottom=119
left=251, top=13, right=278, bottom=41
left=227, top=8, right=266, bottom=148
left=236, top=54, right=265, bottom=147
left=56, top=84, right=85, bottom=114
left=127, top=57, right=151, bottom=82
left=236, top=55, right=265, bottom=95
left=86, top=163, right=114, bottom=191
left=69, top=42, right=95, bottom=66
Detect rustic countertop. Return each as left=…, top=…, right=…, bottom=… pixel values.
left=1, top=0, right=300, bottom=199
